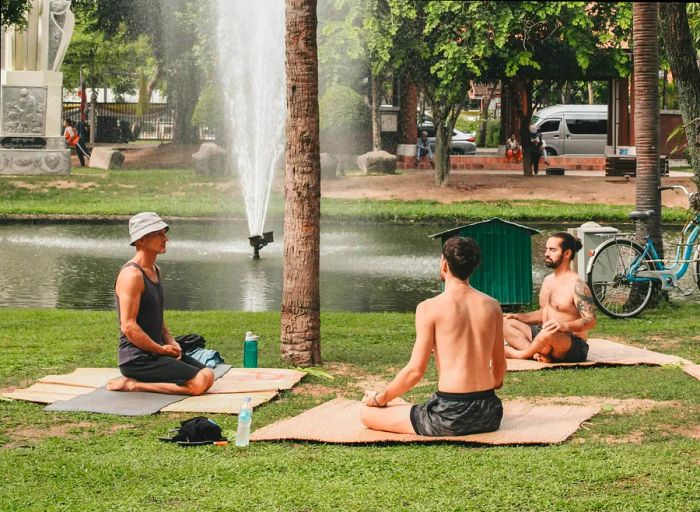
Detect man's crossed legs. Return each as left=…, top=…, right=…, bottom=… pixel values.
left=503, top=318, right=576, bottom=363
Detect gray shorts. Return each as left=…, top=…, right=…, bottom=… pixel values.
left=409, top=389, right=503, bottom=437
left=530, top=324, right=589, bottom=363
left=119, top=354, right=206, bottom=386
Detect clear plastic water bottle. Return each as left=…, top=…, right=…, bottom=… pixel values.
left=235, top=397, right=253, bottom=447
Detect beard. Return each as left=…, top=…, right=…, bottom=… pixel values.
left=544, top=256, right=562, bottom=269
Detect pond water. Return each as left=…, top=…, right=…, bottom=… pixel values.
left=0, top=220, right=697, bottom=312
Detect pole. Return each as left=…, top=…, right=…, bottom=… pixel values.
left=89, top=89, right=97, bottom=144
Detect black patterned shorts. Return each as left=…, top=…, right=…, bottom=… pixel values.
left=409, top=389, right=503, bottom=437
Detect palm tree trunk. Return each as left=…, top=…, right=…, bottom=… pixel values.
left=633, top=3, right=663, bottom=256
left=659, top=3, right=700, bottom=188
left=281, top=0, right=322, bottom=366
left=398, top=73, right=417, bottom=145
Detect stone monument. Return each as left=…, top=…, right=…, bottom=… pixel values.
left=0, top=0, right=74, bottom=175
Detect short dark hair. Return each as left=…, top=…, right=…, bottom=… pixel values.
left=550, top=231, right=582, bottom=257
left=442, top=236, right=481, bottom=280
left=64, top=118, right=73, bottom=125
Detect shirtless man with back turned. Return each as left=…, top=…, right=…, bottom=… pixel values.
left=361, top=237, right=506, bottom=436
left=503, top=232, right=596, bottom=363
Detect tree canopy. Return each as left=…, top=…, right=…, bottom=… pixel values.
left=1, top=0, right=32, bottom=29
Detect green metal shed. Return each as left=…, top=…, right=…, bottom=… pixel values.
left=430, top=218, right=541, bottom=307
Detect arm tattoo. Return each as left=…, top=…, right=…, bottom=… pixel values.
left=574, top=280, right=596, bottom=321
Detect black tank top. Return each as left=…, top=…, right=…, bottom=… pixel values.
left=116, top=262, right=164, bottom=365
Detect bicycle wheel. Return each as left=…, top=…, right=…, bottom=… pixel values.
left=694, top=247, right=700, bottom=292
left=587, top=238, right=655, bottom=318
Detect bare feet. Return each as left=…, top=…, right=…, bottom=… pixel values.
left=106, top=376, right=137, bottom=392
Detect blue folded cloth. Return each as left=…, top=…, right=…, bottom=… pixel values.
left=185, top=347, right=224, bottom=368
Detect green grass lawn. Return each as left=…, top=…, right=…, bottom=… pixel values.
left=1, top=306, right=699, bottom=511
left=0, top=168, right=691, bottom=223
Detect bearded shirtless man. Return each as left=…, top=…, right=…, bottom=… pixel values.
left=360, top=237, right=506, bottom=436
left=503, top=232, right=596, bottom=363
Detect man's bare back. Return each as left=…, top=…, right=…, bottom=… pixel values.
left=428, top=286, right=504, bottom=393
left=504, top=233, right=596, bottom=363
left=360, top=237, right=505, bottom=436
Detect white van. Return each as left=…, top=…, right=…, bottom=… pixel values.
left=530, top=105, right=607, bottom=155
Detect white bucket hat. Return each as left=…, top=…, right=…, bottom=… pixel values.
left=129, top=212, right=169, bottom=246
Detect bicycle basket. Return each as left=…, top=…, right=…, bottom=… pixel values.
left=690, top=192, right=700, bottom=213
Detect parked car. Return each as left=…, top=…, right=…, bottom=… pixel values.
left=530, top=104, right=607, bottom=155
left=418, top=123, right=477, bottom=155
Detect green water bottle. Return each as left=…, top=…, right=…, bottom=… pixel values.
left=243, top=331, right=258, bottom=368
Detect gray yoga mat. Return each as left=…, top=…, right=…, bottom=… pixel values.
left=45, top=364, right=231, bottom=416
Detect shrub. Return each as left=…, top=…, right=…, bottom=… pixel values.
left=475, top=119, right=501, bottom=147
left=455, top=117, right=479, bottom=134
left=320, top=85, right=371, bottom=154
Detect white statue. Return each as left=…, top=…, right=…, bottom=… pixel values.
left=1, top=0, right=74, bottom=72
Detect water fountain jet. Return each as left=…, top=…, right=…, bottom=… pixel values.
left=216, top=0, right=286, bottom=258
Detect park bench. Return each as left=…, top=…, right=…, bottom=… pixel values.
left=605, top=155, right=670, bottom=177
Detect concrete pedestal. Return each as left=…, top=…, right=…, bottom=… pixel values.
left=0, top=70, right=70, bottom=175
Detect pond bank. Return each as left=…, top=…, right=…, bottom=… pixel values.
left=0, top=169, right=694, bottom=223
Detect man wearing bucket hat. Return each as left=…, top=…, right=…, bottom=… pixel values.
left=107, top=212, right=215, bottom=395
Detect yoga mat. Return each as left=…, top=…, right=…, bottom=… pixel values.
left=42, top=365, right=232, bottom=416
left=682, top=365, right=700, bottom=381
left=37, top=365, right=230, bottom=388
left=161, top=391, right=278, bottom=414
left=507, top=338, right=693, bottom=371
left=45, top=388, right=186, bottom=416
left=39, top=368, right=122, bottom=388
left=2, top=383, right=96, bottom=404
left=207, top=368, right=305, bottom=394
left=250, top=398, right=600, bottom=445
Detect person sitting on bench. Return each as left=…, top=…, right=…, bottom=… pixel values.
left=503, top=232, right=596, bottom=363
left=107, top=212, right=215, bottom=395
left=360, top=237, right=506, bottom=436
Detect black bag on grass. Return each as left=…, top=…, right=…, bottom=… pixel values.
left=160, top=416, right=226, bottom=446
left=175, top=333, right=207, bottom=352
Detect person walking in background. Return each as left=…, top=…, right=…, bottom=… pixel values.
left=528, top=126, right=544, bottom=175
left=63, top=118, right=90, bottom=167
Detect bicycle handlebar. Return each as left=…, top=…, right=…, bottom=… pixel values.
left=658, top=185, right=690, bottom=196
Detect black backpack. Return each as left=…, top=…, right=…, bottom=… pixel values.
left=160, top=416, right=226, bottom=446
left=175, top=333, right=207, bottom=353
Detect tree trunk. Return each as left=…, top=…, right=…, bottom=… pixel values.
left=434, top=121, right=450, bottom=186
left=371, top=71, right=382, bottom=151
left=659, top=3, right=700, bottom=188
left=171, top=62, right=201, bottom=144
left=633, top=3, right=663, bottom=255
left=281, top=0, right=321, bottom=366
left=562, top=81, right=571, bottom=104
left=588, top=82, right=595, bottom=105
left=398, top=73, right=417, bottom=145
left=478, top=85, right=495, bottom=148
left=661, top=69, right=667, bottom=109
left=146, top=64, right=162, bottom=103
left=434, top=114, right=458, bottom=186
left=513, top=77, right=534, bottom=176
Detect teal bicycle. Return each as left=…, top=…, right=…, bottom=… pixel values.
left=586, top=185, right=700, bottom=318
